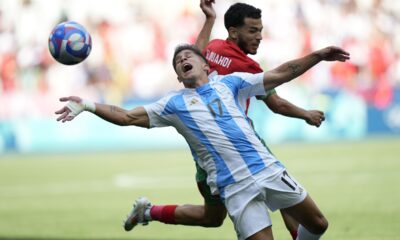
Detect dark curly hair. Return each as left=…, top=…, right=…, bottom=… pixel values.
left=224, top=3, right=262, bottom=30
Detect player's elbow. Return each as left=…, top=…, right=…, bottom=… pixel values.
left=268, top=102, right=282, bottom=114
left=121, top=113, right=149, bottom=128
left=118, top=120, right=131, bottom=126
left=115, top=113, right=135, bottom=126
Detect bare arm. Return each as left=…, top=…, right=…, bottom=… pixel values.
left=94, top=104, right=149, bottom=128
left=55, top=96, right=150, bottom=128
left=263, top=46, right=350, bottom=90
left=264, top=93, right=325, bottom=127
left=194, top=0, right=216, bottom=51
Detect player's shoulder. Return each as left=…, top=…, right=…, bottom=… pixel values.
left=209, top=72, right=246, bottom=84
left=155, top=90, right=184, bottom=103
left=212, top=72, right=264, bottom=86
left=223, top=72, right=257, bottom=79
left=207, top=38, right=225, bottom=46
left=205, top=39, right=227, bottom=50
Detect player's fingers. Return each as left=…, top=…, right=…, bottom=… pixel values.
left=315, top=112, right=325, bottom=121
left=63, top=115, right=74, bottom=122
left=313, top=117, right=322, bottom=126
left=61, top=116, right=69, bottom=123
left=56, top=111, right=69, bottom=121
left=336, top=53, right=350, bottom=60
left=55, top=106, right=67, bottom=114
left=340, top=53, right=350, bottom=60
left=337, top=49, right=350, bottom=56
left=331, top=46, right=350, bottom=55
left=59, top=97, right=70, bottom=102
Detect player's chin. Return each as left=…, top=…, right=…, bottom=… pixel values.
left=181, top=71, right=193, bottom=79
left=248, top=47, right=258, bottom=55
left=248, top=50, right=258, bottom=55
left=181, top=75, right=196, bottom=84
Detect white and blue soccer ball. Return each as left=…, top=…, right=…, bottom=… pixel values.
left=48, top=21, right=92, bottom=65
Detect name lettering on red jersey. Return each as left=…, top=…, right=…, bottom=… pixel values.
left=205, top=50, right=232, bottom=69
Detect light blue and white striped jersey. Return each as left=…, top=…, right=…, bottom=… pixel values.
left=144, top=72, right=284, bottom=196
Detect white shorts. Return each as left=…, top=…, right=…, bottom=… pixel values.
left=222, top=168, right=307, bottom=240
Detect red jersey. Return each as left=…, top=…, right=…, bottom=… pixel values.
left=203, top=39, right=275, bottom=113
left=203, top=39, right=263, bottom=75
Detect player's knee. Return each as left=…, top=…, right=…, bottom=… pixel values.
left=202, top=215, right=225, bottom=227
left=311, top=216, right=328, bottom=234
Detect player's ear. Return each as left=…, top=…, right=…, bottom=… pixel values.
left=228, top=27, right=238, bottom=40
left=203, top=63, right=210, bottom=73
left=177, top=76, right=183, bottom=83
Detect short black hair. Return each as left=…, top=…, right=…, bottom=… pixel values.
left=224, top=3, right=262, bottom=30
left=172, top=44, right=208, bottom=71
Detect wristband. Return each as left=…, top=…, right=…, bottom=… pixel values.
left=81, top=99, right=96, bottom=113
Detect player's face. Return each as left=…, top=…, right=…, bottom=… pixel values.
left=175, top=50, right=209, bottom=85
left=235, top=17, right=263, bottom=55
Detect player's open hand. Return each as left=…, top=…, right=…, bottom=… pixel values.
left=317, top=46, right=350, bottom=62
left=200, top=0, right=216, bottom=19
left=305, top=110, right=325, bottom=127
left=55, top=96, right=84, bottom=123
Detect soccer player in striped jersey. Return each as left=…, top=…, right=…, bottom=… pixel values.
left=56, top=44, right=350, bottom=239
left=127, top=1, right=326, bottom=239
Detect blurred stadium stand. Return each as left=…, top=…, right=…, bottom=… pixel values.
left=0, top=0, right=399, bottom=153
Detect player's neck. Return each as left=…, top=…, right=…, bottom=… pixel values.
left=226, top=38, right=248, bottom=55
left=183, top=75, right=209, bottom=89
left=226, top=37, right=237, bottom=45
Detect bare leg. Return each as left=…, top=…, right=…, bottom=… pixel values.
left=173, top=201, right=227, bottom=227
left=280, top=210, right=299, bottom=239
left=281, top=194, right=328, bottom=234
left=246, top=226, right=273, bottom=240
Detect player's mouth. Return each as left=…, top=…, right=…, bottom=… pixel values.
left=252, top=42, right=260, bottom=49
left=248, top=43, right=260, bottom=54
left=182, top=63, right=193, bottom=73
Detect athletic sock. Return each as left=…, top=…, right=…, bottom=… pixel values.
left=296, top=225, right=322, bottom=240
left=149, top=205, right=178, bottom=224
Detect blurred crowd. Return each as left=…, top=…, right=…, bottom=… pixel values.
left=0, top=0, right=399, bottom=120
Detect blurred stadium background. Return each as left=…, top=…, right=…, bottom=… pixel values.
left=1, top=0, right=400, bottom=239
left=0, top=0, right=399, bottom=153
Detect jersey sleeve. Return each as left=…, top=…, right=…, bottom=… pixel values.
left=143, top=94, right=176, bottom=128
left=219, top=72, right=266, bottom=100
left=255, top=88, right=277, bottom=100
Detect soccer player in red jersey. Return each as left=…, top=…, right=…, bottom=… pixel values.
left=124, top=1, right=328, bottom=239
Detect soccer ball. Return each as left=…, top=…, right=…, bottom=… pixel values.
left=48, top=21, right=92, bottom=65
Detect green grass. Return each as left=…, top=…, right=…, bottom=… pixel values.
left=1, top=137, right=400, bottom=240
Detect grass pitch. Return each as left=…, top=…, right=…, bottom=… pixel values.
left=0, top=137, right=399, bottom=240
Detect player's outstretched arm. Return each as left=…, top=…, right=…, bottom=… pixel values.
left=194, top=0, right=216, bottom=51
left=55, top=96, right=150, bottom=128
left=263, top=46, right=350, bottom=90
left=265, top=94, right=325, bottom=127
